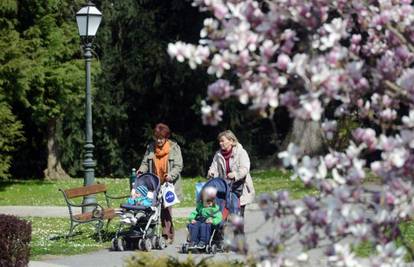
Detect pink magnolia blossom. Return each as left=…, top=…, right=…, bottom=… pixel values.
left=168, top=0, right=414, bottom=265
left=207, top=79, right=233, bottom=100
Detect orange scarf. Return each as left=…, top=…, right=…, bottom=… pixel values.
left=154, top=141, right=170, bottom=183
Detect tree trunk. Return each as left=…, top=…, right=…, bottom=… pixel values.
left=44, top=118, right=70, bottom=180
left=283, top=118, right=325, bottom=156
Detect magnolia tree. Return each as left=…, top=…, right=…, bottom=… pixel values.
left=168, top=0, right=414, bottom=266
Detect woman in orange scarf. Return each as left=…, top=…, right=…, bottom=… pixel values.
left=137, top=123, right=183, bottom=244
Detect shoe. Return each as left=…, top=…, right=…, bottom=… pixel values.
left=121, top=218, right=131, bottom=224
left=197, top=241, right=206, bottom=249
left=135, top=213, right=145, bottom=221
left=189, top=241, right=197, bottom=248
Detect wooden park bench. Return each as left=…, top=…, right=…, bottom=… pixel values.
left=59, top=183, right=127, bottom=241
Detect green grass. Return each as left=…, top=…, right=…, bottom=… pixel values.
left=252, top=169, right=317, bottom=199
left=27, top=216, right=187, bottom=260
left=0, top=169, right=314, bottom=208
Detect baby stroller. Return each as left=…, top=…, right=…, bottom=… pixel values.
left=111, top=173, right=166, bottom=251
left=181, top=177, right=240, bottom=254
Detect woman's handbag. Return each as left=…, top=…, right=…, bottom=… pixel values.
left=161, top=182, right=180, bottom=208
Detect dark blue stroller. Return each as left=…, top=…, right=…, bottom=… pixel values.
left=111, top=173, right=166, bottom=251
left=181, top=178, right=240, bottom=254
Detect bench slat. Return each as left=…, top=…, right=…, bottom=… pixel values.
left=64, top=184, right=107, bottom=199
left=73, top=208, right=116, bottom=221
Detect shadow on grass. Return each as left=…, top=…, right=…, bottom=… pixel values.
left=49, top=230, right=117, bottom=243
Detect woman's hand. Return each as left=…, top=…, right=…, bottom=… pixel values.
left=227, top=172, right=236, bottom=180
left=136, top=170, right=143, bottom=176
left=207, top=171, right=215, bottom=178
left=164, top=174, right=172, bottom=182
left=191, top=220, right=197, bottom=224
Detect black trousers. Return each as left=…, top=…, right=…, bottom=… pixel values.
left=239, top=205, right=245, bottom=234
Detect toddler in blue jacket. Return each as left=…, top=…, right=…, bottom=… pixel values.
left=127, top=185, right=152, bottom=207
left=121, top=185, right=153, bottom=225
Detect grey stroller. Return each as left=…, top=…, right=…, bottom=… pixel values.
left=111, top=173, right=166, bottom=251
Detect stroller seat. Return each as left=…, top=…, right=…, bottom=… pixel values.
left=181, top=177, right=239, bottom=254
left=112, top=173, right=166, bottom=252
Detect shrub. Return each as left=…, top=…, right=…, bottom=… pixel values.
left=125, top=252, right=244, bottom=267
left=0, top=214, right=31, bottom=267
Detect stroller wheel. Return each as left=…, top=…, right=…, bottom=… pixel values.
left=138, top=238, right=145, bottom=251
left=111, top=238, right=118, bottom=251
left=211, top=244, right=217, bottom=254
left=205, top=244, right=210, bottom=253
left=144, top=238, right=152, bottom=251
left=181, top=243, right=189, bottom=253
left=151, top=236, right=157, bottom=248
left=117, top=237, right=126, bottom=251
left=156, top=236, right=166, bottom=249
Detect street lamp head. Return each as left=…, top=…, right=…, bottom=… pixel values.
left=76, top=1, right=102, bottom=41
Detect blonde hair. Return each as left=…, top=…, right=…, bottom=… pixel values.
left=217, top=130, right=238, bottom=146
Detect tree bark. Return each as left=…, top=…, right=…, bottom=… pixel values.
left=44, top=118, right=70, bottom=180
left=283, top=118, right=325, bottom=155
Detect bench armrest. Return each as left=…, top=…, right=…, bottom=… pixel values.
left=104, top=193, right=129, bottom=208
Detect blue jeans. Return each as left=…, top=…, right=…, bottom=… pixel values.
left=188, top=221, right=211, bottom=243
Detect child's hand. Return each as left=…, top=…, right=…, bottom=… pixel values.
left=130, top=189, right=137, bottom=199
left=206, top=218, right=212, bottom=224
left=191, top=220, right=197, bottom=224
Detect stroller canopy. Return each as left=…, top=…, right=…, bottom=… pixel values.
left=200, top=178, right=239, bottom=215
left=134, top=173, right=160, bottom=194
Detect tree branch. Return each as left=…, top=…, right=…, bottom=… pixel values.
left=386, top=24, right=414, bottom=54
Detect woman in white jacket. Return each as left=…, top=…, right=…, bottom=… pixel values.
left=207, top=130, right=255, bottom=231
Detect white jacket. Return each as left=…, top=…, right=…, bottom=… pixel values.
left=208, top=143, right=255, bottom=205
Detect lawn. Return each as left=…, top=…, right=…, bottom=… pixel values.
left=27, top=216, right=188, bottom=260
left=0, top=169, right=315, bottom=207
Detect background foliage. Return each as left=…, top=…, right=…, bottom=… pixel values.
left=0, top=0, right=297, bottom=179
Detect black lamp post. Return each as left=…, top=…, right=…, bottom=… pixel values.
left=76, top=1, right=102, bottom=212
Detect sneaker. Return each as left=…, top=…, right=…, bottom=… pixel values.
left=197, top=241, right=206, bottom=249
left=189, top=241, right=197, bottom=248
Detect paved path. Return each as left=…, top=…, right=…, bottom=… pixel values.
left=23, top=204, right=338, bottom=267
left=2, top=203, right=370, bottom=267
left=27, top=205, right=262, bottom=267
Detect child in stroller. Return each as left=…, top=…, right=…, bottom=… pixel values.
left=121, top=185, right=153, bottom=225
left=181, top=177, right=239, bottom=254
left=187, top=186, right=222, bottom=249
left=112, top=173, right=166, bottom=252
